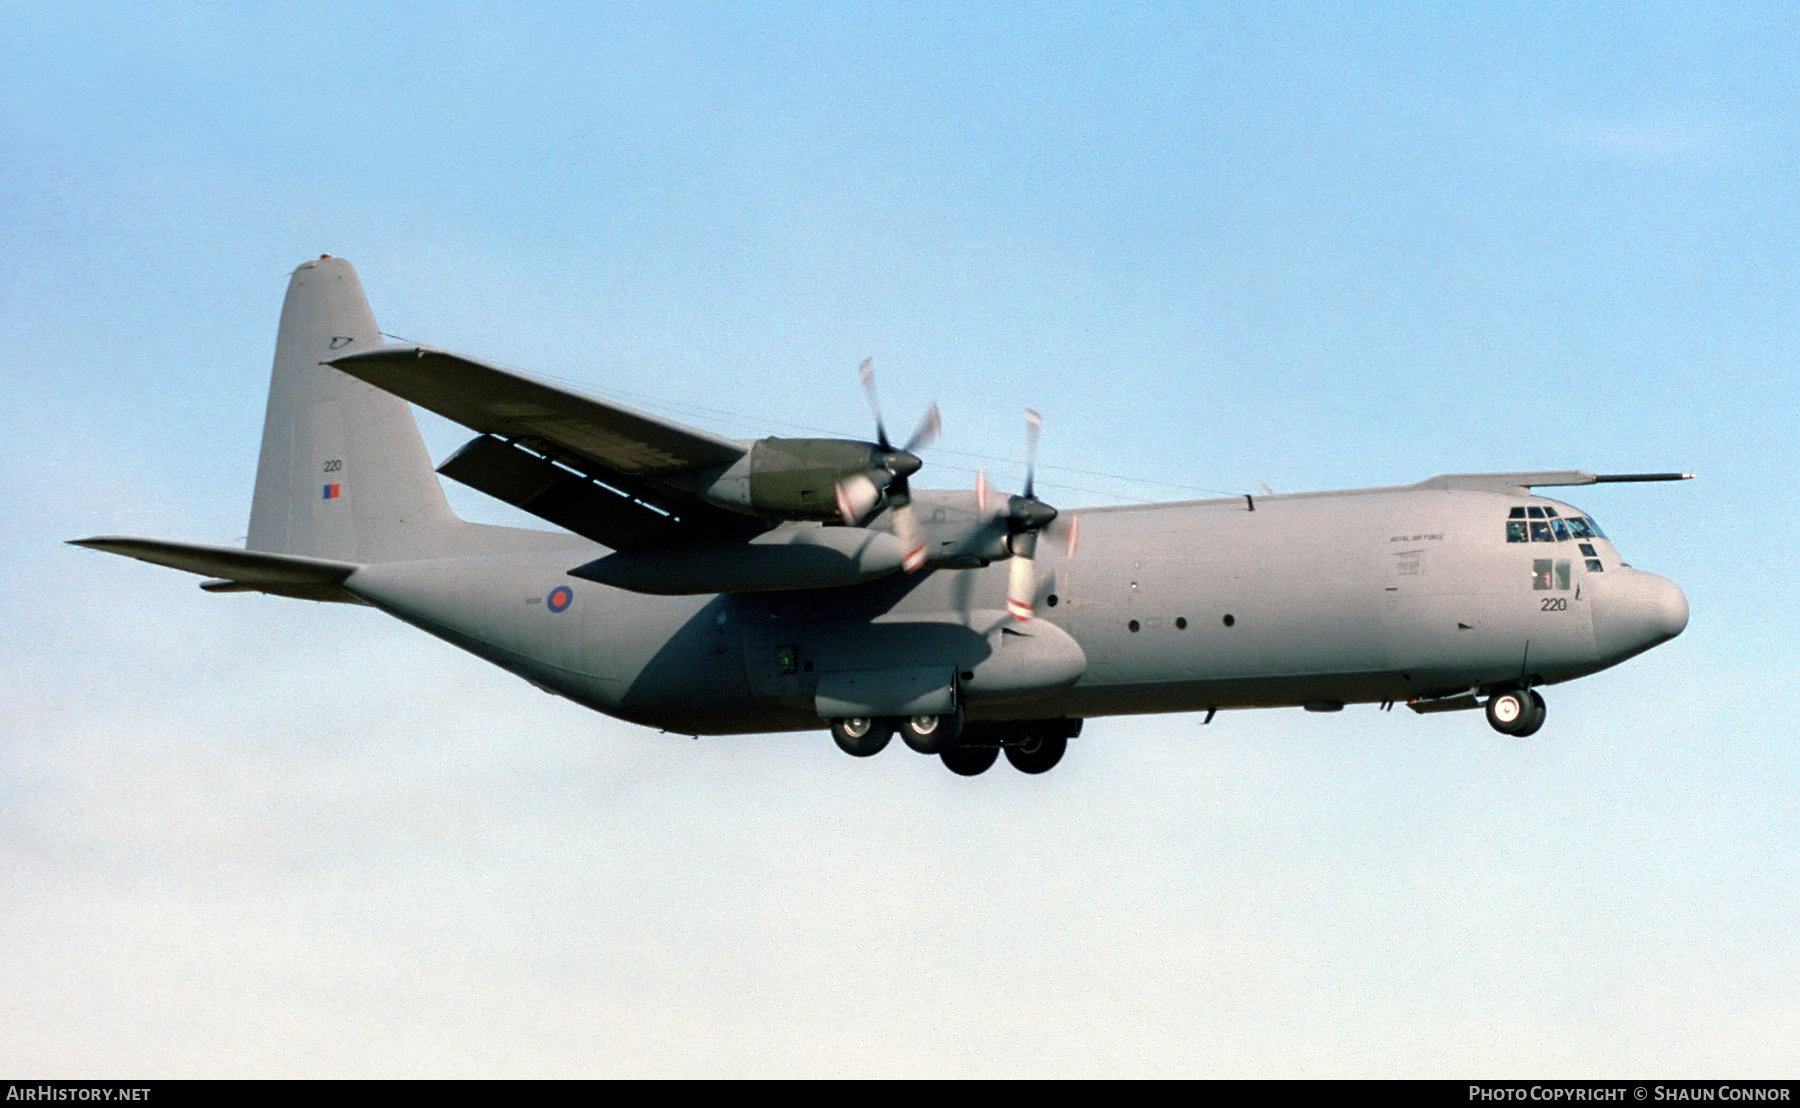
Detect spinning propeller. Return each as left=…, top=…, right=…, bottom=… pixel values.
left=978, top=409, right=1077, bottom=620
left=834, top=358, right=940, bottom=572
left=830, top=362, right=1075, bottom=601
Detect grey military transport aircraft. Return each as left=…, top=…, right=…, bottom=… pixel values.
left=74, top=255, right=1690, bottom=775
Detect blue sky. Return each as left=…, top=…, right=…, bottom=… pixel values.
left=4, top=2, right=1797, bottom=1077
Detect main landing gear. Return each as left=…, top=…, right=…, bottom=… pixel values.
left=1485, top=687, right=1547, bottom=737
left=828, top=713, right=966, bottom=757
left=829, top=716, right=1081, bottom=776
left=829, top=717, right=894, bottom=757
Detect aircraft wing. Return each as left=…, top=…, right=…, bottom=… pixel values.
left=331, top=345, right=746, bottom=473
left=331, top=345, right=766, bottom=548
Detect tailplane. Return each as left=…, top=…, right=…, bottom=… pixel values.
left=246, top=255, right=461, bottom=562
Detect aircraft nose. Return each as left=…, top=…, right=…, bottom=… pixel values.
left=1591, top=568, right=1688, bottom=663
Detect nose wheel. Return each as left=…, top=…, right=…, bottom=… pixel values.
left=1485, top=688, right=1546, bottom=737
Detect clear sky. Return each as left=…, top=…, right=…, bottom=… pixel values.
left=4, top=1, right=1797, bottom=1078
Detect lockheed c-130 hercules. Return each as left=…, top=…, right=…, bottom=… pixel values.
left=74, top=255, right=1690, bottom=776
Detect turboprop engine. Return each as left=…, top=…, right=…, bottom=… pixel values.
left=694, top=437, right=921, bottom=522
left=686, top=359, right=943, bottom=572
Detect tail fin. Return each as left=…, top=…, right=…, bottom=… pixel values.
left=247, top=256, right=461, bottom=562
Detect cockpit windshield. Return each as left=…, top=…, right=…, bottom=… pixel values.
left=1505, top=505, right=1606, bottom=544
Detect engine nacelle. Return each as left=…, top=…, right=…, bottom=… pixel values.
left=695, top=438, right=906, bottom=521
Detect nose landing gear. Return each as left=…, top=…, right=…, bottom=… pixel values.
left=1485, top=688, right=1546, bottom=737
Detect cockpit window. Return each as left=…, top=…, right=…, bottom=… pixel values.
left=1505, top=508, right=1607, bottom=544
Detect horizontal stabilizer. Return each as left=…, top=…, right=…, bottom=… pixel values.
left=70, top=537, right=361, bottom=603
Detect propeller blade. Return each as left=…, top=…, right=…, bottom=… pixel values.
left=1023, top=408, right=1042, bottom=499
left=858, top=357, right=891, bottom=451
left=904, top=402, right=941, bottom=454
left=975, top=469, right=990, bottom=512
left=834, top=472, right=882, bottom=527
left=1007, top=529, right=1038, bottom=620
left=893, top=499, right=928, bottom=573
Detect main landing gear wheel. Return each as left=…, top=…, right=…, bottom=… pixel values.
left=940, top=744, right=999, bottom=776
left=1485, top=689, right=1547, bottom=737
left=900, top=712, right=963, bottom=754
left=831, top=717, right=894, bottom=757
left=1004, top=731, right=1067, bottom=774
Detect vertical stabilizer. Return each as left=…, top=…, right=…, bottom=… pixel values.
left=247, top=256, right=460, bottom=562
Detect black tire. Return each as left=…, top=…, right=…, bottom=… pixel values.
left=1004, top=730, right=1067, bottom=774
left=831, top=717, right=893, bottom=757
left=1485, top=690, right=1529, bottom=735
left=940, top=744, right=999, bottom=776
left=900, top=711, right=963, bottom=754
left=1515, top=689, right=1547, bottom=737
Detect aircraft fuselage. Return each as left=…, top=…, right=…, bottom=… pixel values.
left=344, top=481, right=1686, bottom=736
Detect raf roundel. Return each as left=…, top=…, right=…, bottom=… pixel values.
left=546, top=585, right=573, bottom=613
